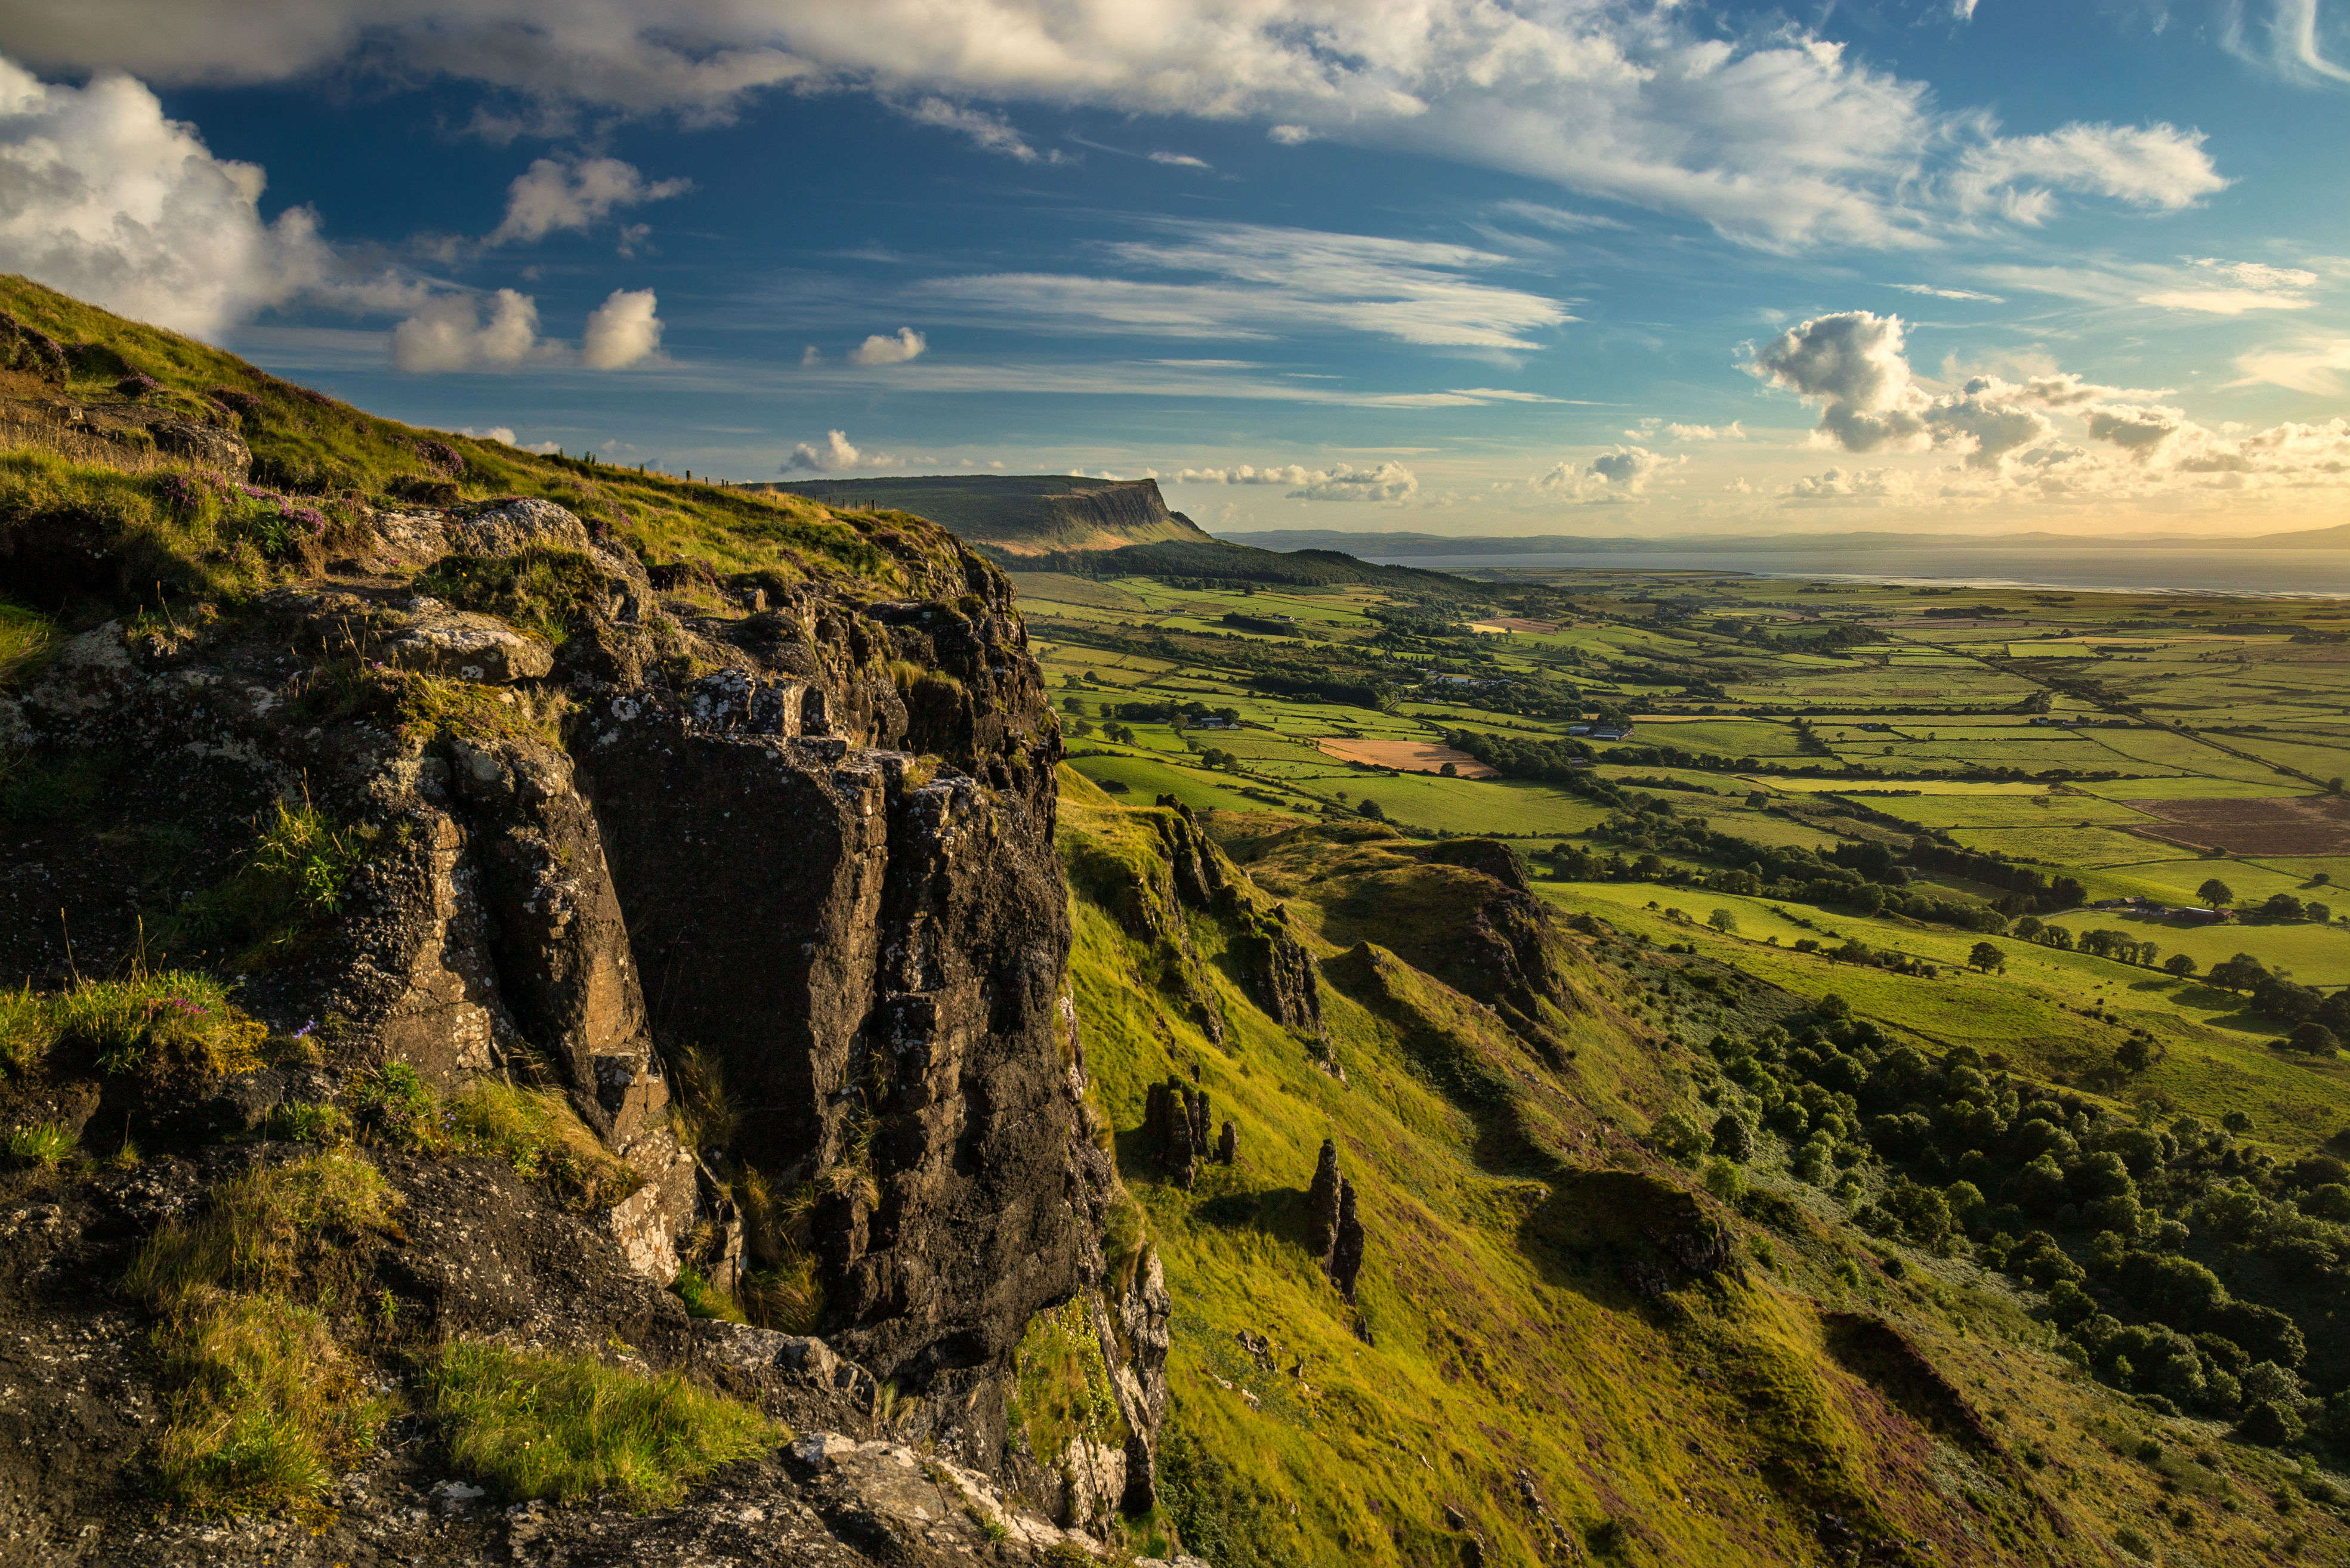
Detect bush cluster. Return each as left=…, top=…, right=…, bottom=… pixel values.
left=1706, top=1018, right=2350, bottom=1452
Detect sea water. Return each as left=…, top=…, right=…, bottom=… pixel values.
left=1355, top=546, right=2350, bottom=598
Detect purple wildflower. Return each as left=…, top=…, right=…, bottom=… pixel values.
left=280, top=505, right=330, bottom=536
left=206, top=386, right=262, bottom=417
left=292, top=1020, right=315, bottom=1039
left=115, top=372, right=162, bottom=400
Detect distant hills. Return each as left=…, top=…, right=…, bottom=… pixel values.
left=1221, top=523, right=2350, bottom=555
left=747, top=475, right=1214, bottom=555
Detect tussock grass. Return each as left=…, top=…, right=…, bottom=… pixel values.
left=345, top=1063, right=640, bottom=1211
left=165, top=797, right=379, bottom=969
left=0, top=599, right=56, bottom=689
left=127, top=1148, right=399, bottom=1309
left=425, top=1340, right=780, bottom=1505
left=129, top=1151, right=400, bottom=1514
left=0, top=972, right=265, bottom=1079
left=286, top=658, right=567, bottom=754
left=447, top=1081, right=642, bottom=1210
left=152, top=1291, right=388, bottom=1513
left=664, top=1043, right=736, bottom=1152
left=5, top=1121, right=75, bottom=1167
left=734, top=1167, right=825, bottom=1333
left=413, top=547, right=610, bottom=645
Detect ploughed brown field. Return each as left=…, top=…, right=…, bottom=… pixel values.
left=1466, top=616, right=1560, bottom=635
left=1314, top=737, right=1499, bottom=777
left=2130, top=794, right=2350, bottom=854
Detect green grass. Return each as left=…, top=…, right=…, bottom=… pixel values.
left=5, top=1121, right=76, bottom=1167
left=0, top=600, right=57, bottom=688
left=342, top=1063, right=640, bottom=1211
left=2039, top=908, right=2350, bottom=984
left=128, top=1149, right=403, bottom=1514
left=127, top=1148, right=399, bottom=1309
left=413, top=547, right=609, bottom=645
left=0, top=272, right=979, bottom=615
left=1058, top=775, right=2154, bottom=1568
left=1530, top=877, right=2350, bottom=1151
left=426, top=1340, right=781, bottom=1505
left=152, top=1292, right=390, bottom=1514
left=1011, top=1295, right=1127, bottom=1465
left=165, top=797, right=381, bottom=969
left=0, top=972, right=265, bottom=1078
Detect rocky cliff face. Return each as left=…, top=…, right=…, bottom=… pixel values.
left=751, top=474, right=1215, bottom=555
left=0, top=301, right=1168, bottom=1558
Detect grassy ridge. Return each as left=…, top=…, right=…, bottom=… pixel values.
left=0, top=274, right=966, bottom=614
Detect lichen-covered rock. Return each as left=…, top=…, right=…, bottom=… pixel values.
left=455, top=495, right=598, bottom=556
left=378, top=609, right=552, bottom=682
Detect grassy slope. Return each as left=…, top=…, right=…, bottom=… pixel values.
left=1059, top=769, right=2337, bottom=1567
left=0, top=274, right=959, bottom=609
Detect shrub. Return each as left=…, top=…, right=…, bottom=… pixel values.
left=1648, top=1109, right=1709, bottom=1165
left=205, top=386, right=261, bottom=417
left=426, top=1340, right=780, bottom=1505
left=114, top=372, right=160, bottom=399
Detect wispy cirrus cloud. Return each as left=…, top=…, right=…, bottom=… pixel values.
left=921, top=221, right=1571, bottom=351
left=1975, top=254, right=2320, bottom=314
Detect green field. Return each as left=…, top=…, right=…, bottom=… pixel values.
left=1013, top=565, right=2350, bottom=1001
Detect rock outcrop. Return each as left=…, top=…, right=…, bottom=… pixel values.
left=0, top=470, right=1160, bottom=1519
left=1144, top=1075, right=1212, bottom=1189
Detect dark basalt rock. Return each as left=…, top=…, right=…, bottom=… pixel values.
left=1331, top=1178, right=1365, bottom=1302
left=1305, top=1138, right=1343, bottom=1270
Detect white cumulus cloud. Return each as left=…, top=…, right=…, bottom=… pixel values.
left=0, top=56, right=350, bottom=337
left=1752, top=313, right=2350, bottom=505
left=489, top=155, right=690, bottom=246
left=783, top=429, right=868, bottom=472
left=0, top=4, right=2227, bottom=251
left=847, top=326, right=926, bottom=366
left=580, top=286, right=663, bottom=369
left=392, top=288, right=542, bottom=373
left=1172, top=460, right=1416, bottom=503
left=1532, top=444, right=1679, bottom=500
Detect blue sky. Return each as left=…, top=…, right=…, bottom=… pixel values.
left=2, top=0, right=2347, bottom=536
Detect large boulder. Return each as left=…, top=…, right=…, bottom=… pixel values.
left=454, top=496, right=597, bottom=556
left=377, top=607, right=552, bottom=683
